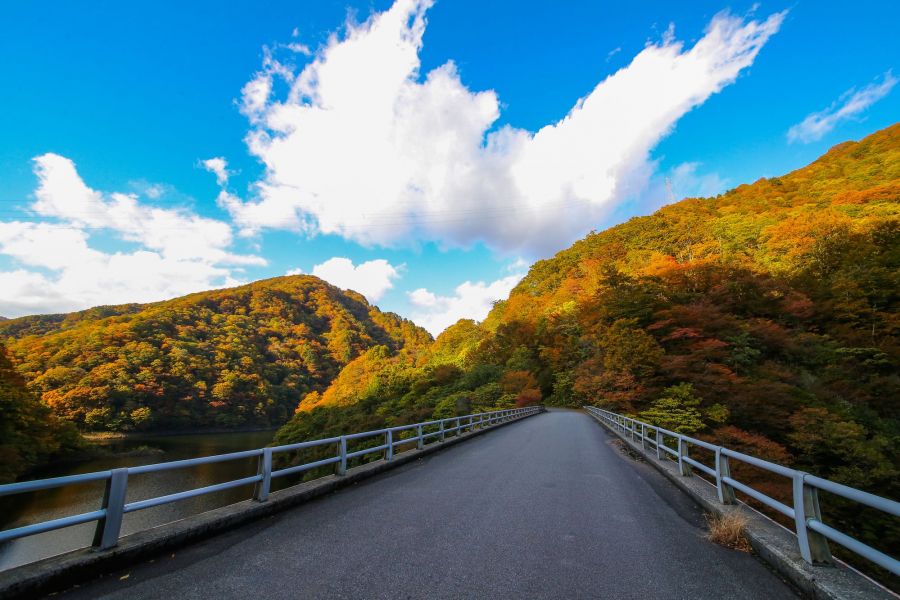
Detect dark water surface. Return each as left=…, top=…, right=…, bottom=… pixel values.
left=0, top=430, right=276, bottom=571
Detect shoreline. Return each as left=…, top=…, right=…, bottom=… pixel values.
left=81, top=425, right=280, bottom=442
left=18, top=427, right=281, bottom=481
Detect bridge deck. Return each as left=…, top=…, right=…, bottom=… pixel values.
left=61, top=409, right=798, bottom=599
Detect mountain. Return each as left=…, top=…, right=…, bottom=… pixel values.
left=273, top=125, right=899, bottom=568
left=1, top=275, right=431, bottom=432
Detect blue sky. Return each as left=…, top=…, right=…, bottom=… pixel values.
left=0, top=0, right=897, bottom=334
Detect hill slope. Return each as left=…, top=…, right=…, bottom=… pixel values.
left=1, top=275, right=431, bottom=432
left=0, top=342, right=81, bottom=482
left=273, top=125, right=899, bottom=570
left=482, top=123, right=899, bottom=476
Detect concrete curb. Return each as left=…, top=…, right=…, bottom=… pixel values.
left=0, top=409, right=545, bottom=599
left=584, top=410, right=896, bottom=600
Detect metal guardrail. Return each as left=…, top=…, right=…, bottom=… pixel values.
left=584, top=405, right=900, bottom=576
left=0, top=406, right=540, bottom=552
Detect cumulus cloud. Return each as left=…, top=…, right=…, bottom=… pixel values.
left=32, top=154, right=261, bottom=265
left=285, top=267, right=305, bottom=275
left=408, top=273, right=523, bottom=335
left=311, top=257, right=401, bottom=302
left=202, top=157, right=231, bottom=186
left=0, top=155, right=261, bottom=317
left=223, top=0, right=784, bottom=256
left=787, top=71, right=897, bottom=144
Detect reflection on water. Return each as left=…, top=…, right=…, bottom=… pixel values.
left=0, top=430, right=276, bottom=571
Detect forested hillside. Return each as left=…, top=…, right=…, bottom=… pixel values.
left=1, top=276, right=431, bottom=432
left=0, top=342, right=81, bottom=482
left=274, top=125, right=899, bottom=565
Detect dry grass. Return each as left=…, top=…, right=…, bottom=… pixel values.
left=705, top=511, right=753, bottom=552
left=608, top=438, right=644, bottom=461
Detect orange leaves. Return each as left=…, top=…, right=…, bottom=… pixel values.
left=781, top=292, right=814, bottom=318
left=515, top=388, right=542, bottom=407
left=761, top=209, right=854, bottom=274
left=500, top=370, right=537, bottom=394
left=661, top=327, right=703, bottom=342
left=499, top=370, right=542, bottom=408
left=708, top=426, right=791, bottom=464
left=641, top=253, right=681, bottom=277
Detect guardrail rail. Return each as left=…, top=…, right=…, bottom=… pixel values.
left=584, top=405, right=899, bottom=577
left=0, top=406, right=540, bottom=553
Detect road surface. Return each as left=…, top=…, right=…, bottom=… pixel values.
left=62, top=409, right=797, bottom=599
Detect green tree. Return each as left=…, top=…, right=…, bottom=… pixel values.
left=639, top=383, right=704, bottom=435
left=0, top=343, right=81, bottom=482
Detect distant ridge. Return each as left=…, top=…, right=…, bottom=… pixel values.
left=1, top=275, right=431, bottom=432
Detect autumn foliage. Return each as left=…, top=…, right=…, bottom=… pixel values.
left=1, top=124, right=898, bottom=576
left=275, top=124, right=900, bottom=574
left=0, top=276, right=430, bottom=433
left=0, top=342, right=81, bottom=482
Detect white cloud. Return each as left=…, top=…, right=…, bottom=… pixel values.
left=143, top=183, right=166, bottom=199
left=505, top=257, right=531, bottom=272
left=32, top=154, right=262, bottom=265
left=285, top=267, right=305, bottom=275
left=0, top=155, right=261, bottom=317
left=408, top=273, right=523, bottom=335
left=285, top=42, right=312, bottom=56
left=787, top=72, right=897, bottom=144
left=311, top=257, right=400, bottom=302
left=202, top=157, right=231, bottom=186
left=222, top=1, right=783, bottom=255
left=667, top=162, right=727, bottom=199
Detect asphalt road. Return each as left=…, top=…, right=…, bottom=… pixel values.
left=61, top=409, right=798, bottom=599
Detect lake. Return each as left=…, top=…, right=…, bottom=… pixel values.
left=0, top=430, right=278, bottom=571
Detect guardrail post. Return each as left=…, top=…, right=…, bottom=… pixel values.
left=715, top=448, right=736, bottom=504
left=417, top=425, right=424, bottom=449
left=630, top=419, right=637, bottom=442
left=253, top=448, right=272, bottom=502
left=677, top=437, right=691, bottom=476
left=455, top=417, right=461, bottom=436
left=655, top=429, right=663, bottom=460
left=792, top=472, right=833, bottom=565
left=640, top=423, right=648, bottom=451
left=439, top=420, right=445, bottom=441
left=385, top=430, right=393, bottom=461
left=336, top=436, right=347, bottom=476
left=93, top=468, right=128, bottom=550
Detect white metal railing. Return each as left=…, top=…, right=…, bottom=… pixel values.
left=0, top=406, right=540, bottom=553
left=584, top=405, right=900, bottom=576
